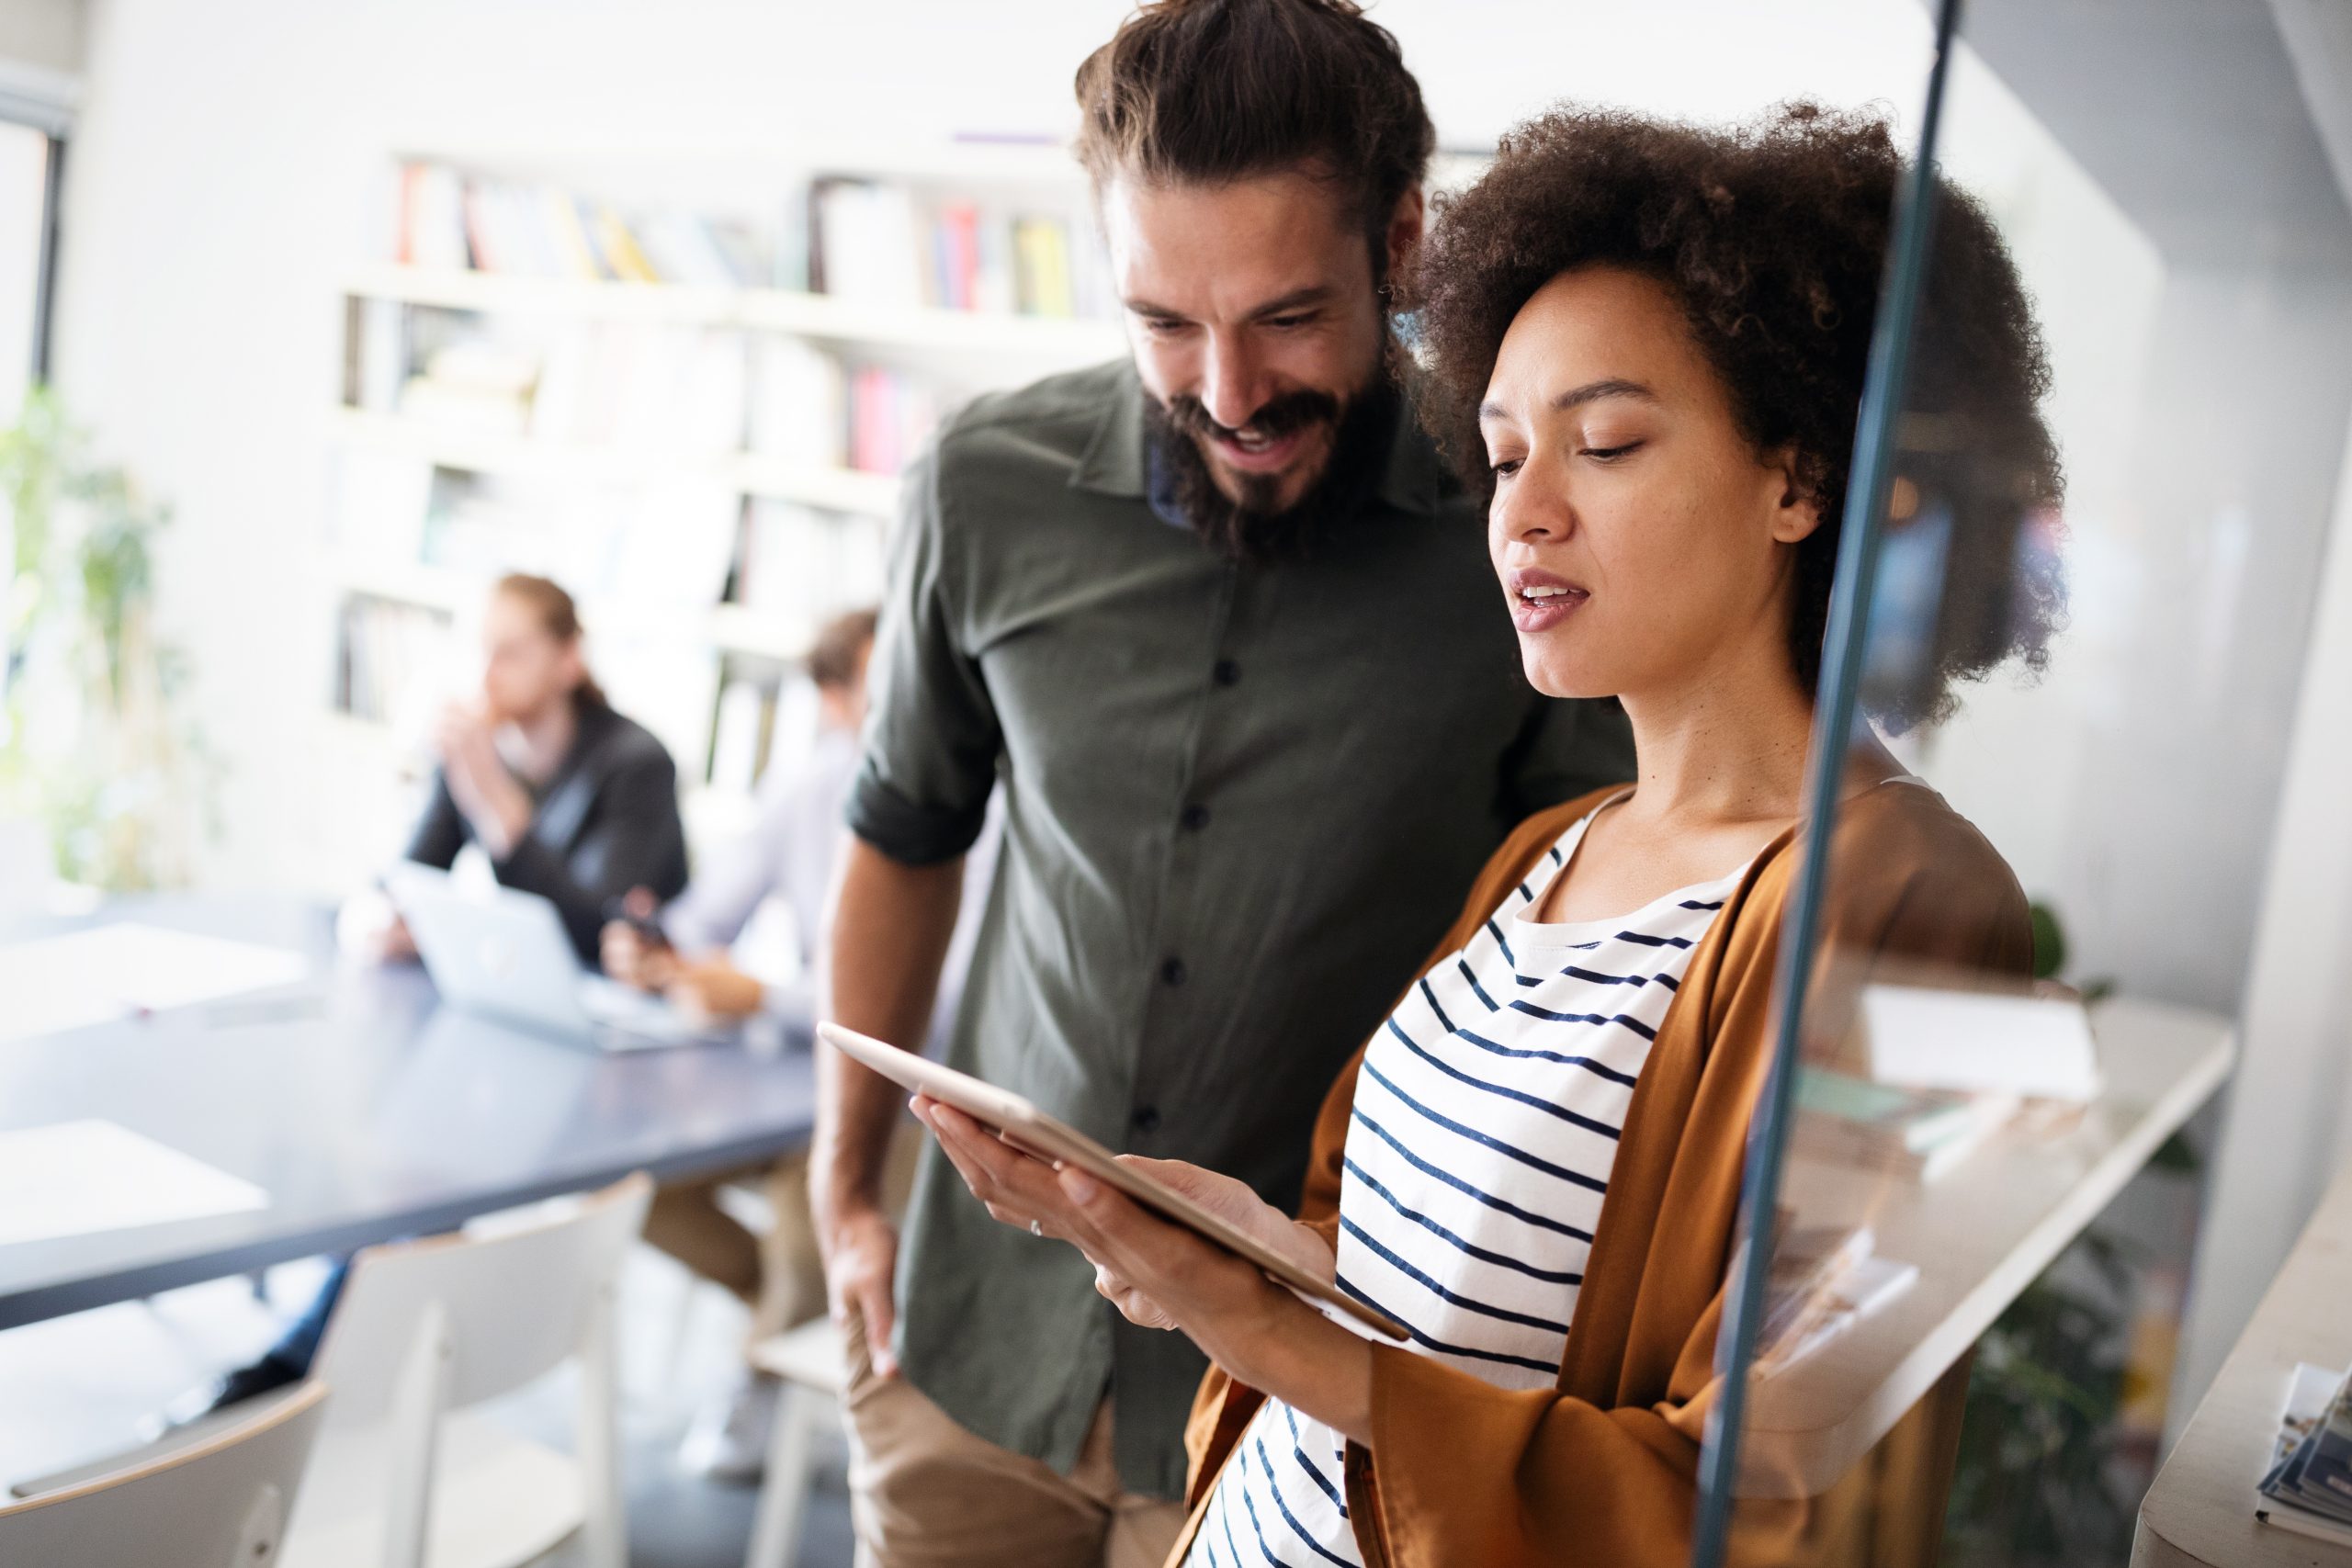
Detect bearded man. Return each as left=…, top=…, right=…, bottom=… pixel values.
left=811, top=4, right=1634, bottom=1563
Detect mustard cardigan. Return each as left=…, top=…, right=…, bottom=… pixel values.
left=1172, top=780, right=2032, bottom=1568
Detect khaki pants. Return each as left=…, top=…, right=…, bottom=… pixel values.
left=838, top=1300, right=1187, bottom=1568
left=643, top=1126, right=922, bottom=1350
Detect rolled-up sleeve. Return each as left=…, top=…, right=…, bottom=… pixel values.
left=845, top=442, right=1001, bottom=866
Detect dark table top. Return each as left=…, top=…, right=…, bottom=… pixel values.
left=0, top=894, right=817, bottom=1330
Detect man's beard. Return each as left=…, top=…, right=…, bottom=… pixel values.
left=1146, top=372, right=1400, bottom=563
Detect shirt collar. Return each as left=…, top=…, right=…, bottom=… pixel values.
left=1069, top=358, right=1449, bottom=522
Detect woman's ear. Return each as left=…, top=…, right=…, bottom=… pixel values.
left=1765, top=446, right=1825, bottom=545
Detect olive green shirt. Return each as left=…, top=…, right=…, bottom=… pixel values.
left=846, top=359, right=1634, bottom=1499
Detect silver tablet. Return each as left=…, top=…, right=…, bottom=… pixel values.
left=818, top=1021, right=1405, bottom=1342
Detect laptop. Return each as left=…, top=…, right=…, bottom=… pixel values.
left=385, top=862, right=728, bottom=1051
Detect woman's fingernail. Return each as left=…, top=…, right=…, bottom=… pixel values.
left=1060, top=1168, right=1099, bottom=1204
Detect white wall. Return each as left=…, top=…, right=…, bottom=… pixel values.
left=48, top=0, right=2338, bottom=1010
left=49, top=0, right=1946, bottom=893
left=2174, top=405, right=2352, bottom=1417
left=0, top=0, right=82, bottom=76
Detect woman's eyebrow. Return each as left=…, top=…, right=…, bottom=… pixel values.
left=1478, top=378, right=1659, bottom=423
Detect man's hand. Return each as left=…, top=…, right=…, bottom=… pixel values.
left=665, top=958, right=764, bottom=1021
left=820, top=1198, right=904, bottom=1377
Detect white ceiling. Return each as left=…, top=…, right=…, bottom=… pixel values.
left=1950, top=0, right=2352, bottom=275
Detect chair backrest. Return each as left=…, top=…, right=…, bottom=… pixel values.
left=311, top=1172, right=651, bottom=1428
left=0, top=1382, right=328, bottom=1568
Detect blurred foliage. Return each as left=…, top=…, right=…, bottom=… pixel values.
left=0, top=386, right=209, bottom=889
left=1943, top=1233, right=2139, bottom=1566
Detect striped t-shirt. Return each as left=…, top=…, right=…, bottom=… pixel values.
left=1185, top=800, right=1745, bottom=1567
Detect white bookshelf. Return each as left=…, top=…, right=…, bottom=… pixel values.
left=317, top=143, right=1120, bottom=886
left=344, top=263, right=1125, bottom=361
left=330, top=406, right=905, bottom=518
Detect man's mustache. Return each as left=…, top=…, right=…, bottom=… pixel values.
left=1163, top=389, right=1342, bottom=445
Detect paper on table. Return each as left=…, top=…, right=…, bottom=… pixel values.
left=1860, top=984, right=2102, bottom=1103
left=0, top=922, right=311, bottom=1043
left=0, top=1120, right=267, bottom=1247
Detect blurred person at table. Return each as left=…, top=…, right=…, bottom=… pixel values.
left=348, top=570, right=689, bottom=966
left=602, top=608, right=879, bottom=1031
left=602, top=606, right=995, bottom=1480
left=164, top=572, right=690, bottom=1430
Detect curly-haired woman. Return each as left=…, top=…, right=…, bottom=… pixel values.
left=915, top=102, right=2061, bottom=1567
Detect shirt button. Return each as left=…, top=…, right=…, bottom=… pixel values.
left=1180, top=804, right=1211, bottom=831
left=1213, top=659, right=1241, bottom=687
left=1160, top=957, right=1187, bottom=987
left=1131, top=1105, right=1162, bottom=1134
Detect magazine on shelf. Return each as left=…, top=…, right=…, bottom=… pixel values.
left=2256, top=1360, right=2352, bottom=1545
left=1748, top=1224, right=1920, bottom=1379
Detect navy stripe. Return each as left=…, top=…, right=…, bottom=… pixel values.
left=1484, top=918, right=1516, bottom=968
left=1507, top=1000, right=1658, bottom=1043
left=1283, top=1404, right=1347, bottom=1518
left=1358, top=1064, right=1609, bottom=1193
left=1516, top=881, right=1536, bottom=903
left=1455, top=958, right=1499, bottom=1013
left=1615, top=931, right=1695, bottom=949
left=1562, top=964, right=1679, bottom=991
left=1513, top=966, right=1678, bottom=994
left=1388, top=1028, right=1622, bottom=1140
left=1343, top=1156, right=1583, bottom=1284
left=1333, top=1274, right=1562, bottom=1375
left=1238, top=1466, right=1304, bottom=1568
left=1415, top=977, right=1454, bottom=1035
left=1342, top=1215, right=1573, bottom=1336
left=1680, top=898, right=1724, bottom=910
left=1547, top=845, right=1565, bottom=866
left=1220, top=1483, right=1250, bottom=1568
left=1350, top=1110, right=1595, bottom=1240
left=1251, top=1438, right=1355, bottom=1568
left=1452, top=1025, right=1640, bottom=1089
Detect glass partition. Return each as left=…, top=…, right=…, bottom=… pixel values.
left=1690, top=0, right=2350, bottom=1563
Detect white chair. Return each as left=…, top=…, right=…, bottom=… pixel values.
left=742, top=1315, right=851, bottom=1568
left=281, top=1172, right=654, bottom=1568
left=0, top=1379, right=328, bottom=1566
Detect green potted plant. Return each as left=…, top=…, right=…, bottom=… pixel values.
left=0, top=387, right=208, bottom=890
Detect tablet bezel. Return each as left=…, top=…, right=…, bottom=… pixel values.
left=818, top=1021, right=1406, bottom=1343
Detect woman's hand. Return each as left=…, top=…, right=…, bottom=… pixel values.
left=599, top=919, right=676, bottom=989
left=435, top=703, right=531, bottom=858
left=908, top=1104, right=1336, bottom=1325
left=912, top=1095, right=1374, bottom=1441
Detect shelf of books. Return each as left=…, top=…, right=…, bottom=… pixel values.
left=318, top=143, right=1123, bottom=879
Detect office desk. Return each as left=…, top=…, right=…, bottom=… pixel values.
left=0, top=895, right=817, bottom=1331
left=2132, top=1160, right=2352, bottom=1565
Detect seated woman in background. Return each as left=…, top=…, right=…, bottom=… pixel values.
left=916, top=103, right=2059, bottom=1567
left=357, top=570, right=687, bottom=965
left=168, top=571, right=689, bottom=1428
